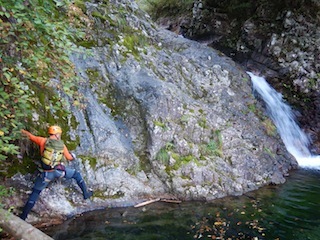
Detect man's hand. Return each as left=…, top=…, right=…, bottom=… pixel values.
left=71, top=152, right=77, bottom=160
left=21, top=129, right=30, bottom=137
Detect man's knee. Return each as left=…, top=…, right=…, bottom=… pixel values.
left=72, top=170, right=83, bottom=182
left=28, top=189, right=41, bottom=203
left=33, top=172, right=50, bottom=190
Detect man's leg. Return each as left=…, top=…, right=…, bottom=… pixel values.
left=65, top=167, right=93, bottom=199
left=20, top=188, right=41, bottom=220
left=20, top=172, right=51, bottom=220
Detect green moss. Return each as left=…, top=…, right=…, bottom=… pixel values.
left=198, top=117, right=207, bottom=128
left=154, top=120, right=167, bottom=129
left=73, top=0, right=86, bottom=12
left=163, top=61, right=170, bottom=66
left=66, top=135, right=80, bottom=151
left=137, top=153, right=152, bottom=173
left=247, top=103, right=256, bottom=112
left=171, top=152, right=180, bottom=161
left=3, top=156, right=38, bottom=177
left=126, top=164, right=139, bottom=176
left=70, top=115, right=79, bottom=130
left=199, top=130, right=223, bottom=158
left=0, top=185, right=15, bottom=208
left=79, top=155, right=97, bottom=169
left=156, top=148, right=170, bottom=164
left=198, top=109, right=204, bottom=114
left=141, top=0, right=194, bottom=19
left=93, top=189, right=125, bottom=199
left=165, top=142, right=174, bottom=151
left=92, top=11, right=109, bottom=21
left=30, top=82, right=79, bottom=129
left=85, top=68, right=120, bottom=117
left=264, top=147, right=275, bottom=157
left=262, top=118, right=277, bottom=136
left=180, top=114, right=190, bottom=123
left=180, top=175, right=191, bottom=180
left=76, top=40, right=98, bottom=48
left=121, top=33, right=149, bottom=60
left=86, top=69, right=101, bottom=86
left=242, top=77, right=249, bottom=82
left=167, top=154, right=199, bottom=173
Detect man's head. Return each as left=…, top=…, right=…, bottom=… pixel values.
left=48, top=125, right=62, bottom=137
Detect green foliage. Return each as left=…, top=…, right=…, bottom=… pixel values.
left=198, top=117, right=208, bottom=128
left=80, top=155, right=98, bottom=169
left=224, top=1, right=252, bottom=16
left=171, top=154, right=198, bottom=171
left=262, top=118, right=277, bottom=136
left=156, top=148, right=169, bottom=165
left=247, top=103, right=256, bottom=112
left=264, top=147, right=275, bottom=157
left=156, top=142, right=174, bottom=164
left=155, top=141, right=201, bottom=174
left=0, top=0, right=89, bottom=166
left=200, top=130, right=223, bottom=158
left=139, top=0, right=194, bottom=19
left=93, top=189, right=124, bottom=200
left=154, top=120, right=167, bottom=129
left=206, top=140, right=223, bottom=157
left=0, top=185, right=15, bottom=207
left=180, top=114, right=190, bottom=123
left=121, top=33, right=148, bottom=60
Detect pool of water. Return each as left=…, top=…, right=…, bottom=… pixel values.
left=43, top=168, right=320, bottom=239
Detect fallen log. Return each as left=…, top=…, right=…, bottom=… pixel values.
left=0, top=208, right=53, bottom=240
left=134, top=198, right=161, bottom=207
left=134, top=198, right=181, bottom=208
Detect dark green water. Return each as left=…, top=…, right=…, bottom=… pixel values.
left=44, top=168, right=320, bottom=240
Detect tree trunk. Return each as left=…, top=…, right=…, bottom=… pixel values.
left=0, top=208, right=53, bottom=240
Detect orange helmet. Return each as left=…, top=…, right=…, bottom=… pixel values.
left=48, top=125, right=62, bottom=135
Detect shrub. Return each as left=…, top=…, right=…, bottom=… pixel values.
left=0, top=0, right=88, bottom=164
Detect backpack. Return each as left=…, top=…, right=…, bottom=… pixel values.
left=42, top=138, right=65, bottom=167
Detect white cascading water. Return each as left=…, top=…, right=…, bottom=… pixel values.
left=247, top=72, right=320, bottom=169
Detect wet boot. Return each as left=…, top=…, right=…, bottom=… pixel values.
left=20, top=189, right=41, bottom=220
left=20, top=201, right=35, bottom=220
left=77, top=180, right=93, bottom=199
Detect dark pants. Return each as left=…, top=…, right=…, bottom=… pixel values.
left=20, top=167, right=91, bottom=220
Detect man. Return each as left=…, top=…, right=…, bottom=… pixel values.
left=20, top=125, right=93, bottom=220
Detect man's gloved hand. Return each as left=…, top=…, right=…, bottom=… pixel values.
left=21, top=129, right=31, bottom=137
left=69, top=152, right=81, bottom=171
left=71, top=152, right=77, bottom=160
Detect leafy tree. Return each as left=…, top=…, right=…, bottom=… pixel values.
left=0, top=0, right=89, bottom=167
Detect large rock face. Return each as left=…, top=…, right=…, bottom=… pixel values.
left=5, top=0, right=296, bottom=224
left=155, top=0, right=320, bottom=153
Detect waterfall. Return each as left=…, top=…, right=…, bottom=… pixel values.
left=247, top=72, right=320, bottom=169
